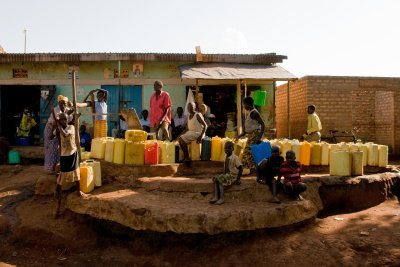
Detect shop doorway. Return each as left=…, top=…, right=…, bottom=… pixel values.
left=0, top=85, right=41, bottom=144
left=101, top=85, right=142, bottom=136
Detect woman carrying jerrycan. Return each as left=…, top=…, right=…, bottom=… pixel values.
left=236, top=96, right=265, bottom=175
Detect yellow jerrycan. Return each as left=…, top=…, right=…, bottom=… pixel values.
left=329, top=151, right=351, bottom=176
left=125, top=141, right=145, bottom=165
left=281, top=140, right=292, bottom=160
left=211, top=136, right=222, bottom=161
left=104, top=137, right=115, bottom=162
left=113, top=139, right=126, bottom=164
left=190, top=141, right=202, bottom=161
left=291, top=140, right=301, bottom=162
left=81, top=151, right=91, bottom=161
left=351, top=150, right=364, bottom=176
left=299, top=141, right=311, bottom=166
left=79, top=164, right=94, bottom=193
left=219, top=138, right=230, bottom=162
left=83, top=160, right=102, bottom=187
left=367, top=143, right=379, bottom=166
left=378, top=145, right=388, bottom=167
left=125, top=129, right=148, bottom=142
left=159, top=141, right=175, bottom=164
left=321, top=142, right=330, bottom=166
left=90, top=137, right=107, bottom=159
left=310, top=142, right=322, bottom=166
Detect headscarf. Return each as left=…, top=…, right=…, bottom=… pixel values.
left=58, top=95, right=68, bottom=103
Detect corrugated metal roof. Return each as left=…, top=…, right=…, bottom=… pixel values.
left=0, top=52, right=287, bottom=64
left=179, top=63, right=297, bottom=81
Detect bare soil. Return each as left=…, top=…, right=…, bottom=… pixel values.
left=0, top=164, right=399, bottom=267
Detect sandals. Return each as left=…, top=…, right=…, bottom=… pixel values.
left=257, top=179, right=266, bottom=185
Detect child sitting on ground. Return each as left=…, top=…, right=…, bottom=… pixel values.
left=52, top=113, right=83, bottom=218
left=210, top=141, right=243, bottom=205
left=278, top=150, right=307, bottom=201
left=256, top=145, right=284, bottom=203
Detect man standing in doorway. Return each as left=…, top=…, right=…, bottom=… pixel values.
left=303, top=104, right=322, bottom=142
left=150, top=80, right=172, bottom=141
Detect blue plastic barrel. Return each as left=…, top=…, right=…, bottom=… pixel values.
left=15, top=136, right=31, bottom=146
left=201, top=136, right=211, bottom=160
left=251, top=141, right=272, bottom=165
left=8, top=150, right=21, bottom=164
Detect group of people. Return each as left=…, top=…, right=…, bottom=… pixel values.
left=44, top=89, right=109, bottom=217
left=210, top=141, right=307, bottom=205
left=44, top=80, right=322, bottom=214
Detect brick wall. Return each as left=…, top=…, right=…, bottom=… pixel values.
left=276, top=79, right=308, bottom=138
left=276, top=76, right=400, bottom=154
left=375, top=91, right=394, bottom=149
left=351, top=90, right=376, bottom=142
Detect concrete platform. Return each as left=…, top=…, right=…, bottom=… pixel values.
left=64, top=158, right=400, bottom=234
left=66, top=185, right=320, bottom=234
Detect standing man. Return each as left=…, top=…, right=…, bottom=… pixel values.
left=303, top=104, right=322, bottom=142
left=149, top=80, right=172, bottom=141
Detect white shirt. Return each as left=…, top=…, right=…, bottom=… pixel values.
left=140, top=118, right=150, bottom=127
left=95, top=101, right=107, bottom=121
left=174, top=115, right=187, bottom=128
left=120, top=119, right=128, bottom=131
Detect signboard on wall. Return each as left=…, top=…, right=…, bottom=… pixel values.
left=132, top=62, right=143, bottom=77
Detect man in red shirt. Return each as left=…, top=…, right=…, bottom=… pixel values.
left=149, top=80, right=172, bottom=141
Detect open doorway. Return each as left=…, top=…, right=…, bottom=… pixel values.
left=0, top=85, right=41, bottom=144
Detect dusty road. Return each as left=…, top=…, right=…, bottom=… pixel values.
left=0, top=165, right=399, bottom=267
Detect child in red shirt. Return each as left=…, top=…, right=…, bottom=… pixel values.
left=279, top=150, right=307, bottom=200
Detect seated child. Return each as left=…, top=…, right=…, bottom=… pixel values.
left=210, top=141, right=243, bottom=205
left=278, top=150, right=307, bottom=201
left=256, top=145, right=284, bottom=203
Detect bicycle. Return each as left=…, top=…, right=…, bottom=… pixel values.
left=324, top=127, right=359, bottom=144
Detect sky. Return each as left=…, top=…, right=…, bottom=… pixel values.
left=1, top=0, right=400, bottom=78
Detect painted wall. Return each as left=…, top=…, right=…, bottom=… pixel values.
left=0, top=60, right=189, bottom=139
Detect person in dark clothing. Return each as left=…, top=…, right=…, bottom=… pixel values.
left=0, top=134, right=10, bottom=164
left=79, top=125, right=91, bottom=152
left=256, top=145, right=284, bottom=203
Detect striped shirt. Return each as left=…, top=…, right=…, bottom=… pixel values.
left=280, top=161, right=302, bottom=184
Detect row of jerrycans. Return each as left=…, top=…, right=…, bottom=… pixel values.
left=90, top=137, right=201, bottom=165
left=208, top=136, right=247, bottom=162
left=269, top=139, right=388, bottom=168
left=91, top=137, right=160, bottom=165
left=90, top=136, right=231, bottom=165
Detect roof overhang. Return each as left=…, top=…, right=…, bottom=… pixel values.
left=179, top=63, right=297, bottom=81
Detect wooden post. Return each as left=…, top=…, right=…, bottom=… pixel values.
left=236, top=80, right=243, bottom=135
left=72, top=70, right=82, bottom=162
left=287, top=81, right=291, bottom=139
left=272, top=81, right=276, bottom=130
left=195, top=79, right=200, bottom=103
left=244, top=80, right=247, bottom=97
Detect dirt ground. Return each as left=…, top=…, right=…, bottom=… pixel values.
left=0, top=164, right=399, bottom=267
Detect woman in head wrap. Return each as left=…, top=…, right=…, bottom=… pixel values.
left=44, top=95, right=73, bottom=173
